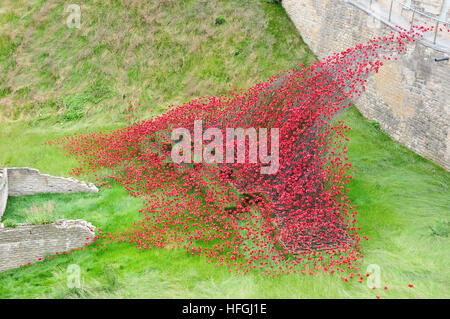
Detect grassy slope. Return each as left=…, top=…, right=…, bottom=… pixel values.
left=0, top=1, right=448, bottom=298
left=0, top=0, right=313, bottom=123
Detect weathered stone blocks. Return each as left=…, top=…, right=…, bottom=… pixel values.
left=0, top=219, right=95, bottom=272
left=0, top=169, right=7, bottom=221
left=0, top=168, right=98, bottom=271
left=0, top=167, right=98, bottom=221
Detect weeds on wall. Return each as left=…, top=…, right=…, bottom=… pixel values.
left=24, top=201, right=61, bottom=225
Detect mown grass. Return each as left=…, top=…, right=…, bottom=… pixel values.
left=0, top=0, right=448, bottom=299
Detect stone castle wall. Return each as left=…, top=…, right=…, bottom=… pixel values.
left=0, top=219, right=95, bottom=272
left=282, top=0, right=449, bottom=170
left=0, top=169, right=7, bottom=220
left=0, top=168, right=98, bottom=272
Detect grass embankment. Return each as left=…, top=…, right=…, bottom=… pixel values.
left=0, top=0, right=313, bottom=123
left=0, top=0, right=448, bottom=298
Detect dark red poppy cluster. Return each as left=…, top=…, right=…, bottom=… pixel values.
left=46, top=24, right=444, bottom=281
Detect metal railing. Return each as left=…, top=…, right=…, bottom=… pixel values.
left=365, top=0, right=450, bottom=46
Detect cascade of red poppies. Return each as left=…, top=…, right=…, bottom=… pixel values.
left=48, top=24, right=444, bottom=279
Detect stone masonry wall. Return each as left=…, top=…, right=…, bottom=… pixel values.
left=0, top=169, right=7, bottom=220
left=283, top=0, right=450, bottom=170
left=0, top=219, right=95, bottom=272
left=7, top=167, right=98, bottom=196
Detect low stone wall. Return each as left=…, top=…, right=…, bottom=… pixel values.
left=0, top=219, right=95, bottom=272
left=7, top=167, right=98, bottom=196
left=282, top=0, right=450, bottom=170
left=0, top=169, right=7, bottom=220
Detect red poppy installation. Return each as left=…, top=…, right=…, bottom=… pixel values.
left=49, top=24, right=445, bottom=280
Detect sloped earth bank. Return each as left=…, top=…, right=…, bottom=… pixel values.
left=49, top=24, right=447, bottom=280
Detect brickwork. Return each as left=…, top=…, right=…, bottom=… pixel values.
left=283, top=0, right=449, bottom=170
left=7, top=167, right=98, bottom=197
left=0, top=169, right=7, bottom=220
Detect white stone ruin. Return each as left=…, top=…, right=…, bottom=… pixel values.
left=0, top=167, right=98, bottom=272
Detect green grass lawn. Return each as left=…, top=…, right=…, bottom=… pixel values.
left=0, top=0, right=448, bottom=298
